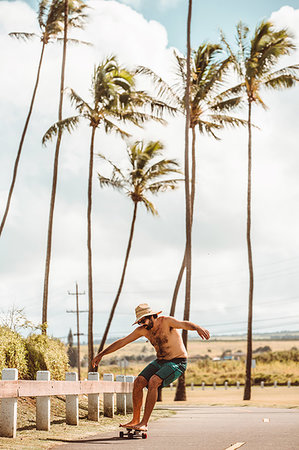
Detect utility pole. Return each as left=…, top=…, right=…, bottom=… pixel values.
left=67, top=282, right=87, bottom=380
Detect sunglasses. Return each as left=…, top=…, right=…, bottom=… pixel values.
left=138, top=317, right=148, bottom=325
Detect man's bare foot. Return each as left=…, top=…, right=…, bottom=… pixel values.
left=119, top=420, right=139, bottom=429
left=132, top=423, right=148, bottom=431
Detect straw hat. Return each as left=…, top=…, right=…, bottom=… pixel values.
left=132, top=303, right=162, bottom=325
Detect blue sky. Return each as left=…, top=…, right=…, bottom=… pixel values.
left=128, top=0, right=299, bottom=50
left=1, top=1, right=299, bottom=341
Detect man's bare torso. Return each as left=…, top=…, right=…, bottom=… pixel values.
left=141, top=316, right=187, bottom=360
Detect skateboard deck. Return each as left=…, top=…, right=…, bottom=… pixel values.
left=119, top=426, right=147, bottom=439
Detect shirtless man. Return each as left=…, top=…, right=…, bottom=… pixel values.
left=92, top=303, right=210, bottom=432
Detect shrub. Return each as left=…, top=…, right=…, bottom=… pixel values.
left=0, top=327, right=28, bottom=379
left=25, top=334, right=69, bottom=380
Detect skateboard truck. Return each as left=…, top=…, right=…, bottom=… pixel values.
left=119, top=427, right=147, bottom=439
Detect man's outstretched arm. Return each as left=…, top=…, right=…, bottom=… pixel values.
left=92, top=327, right=144, bottom=368
left=166, top=316, right=210, bottom=340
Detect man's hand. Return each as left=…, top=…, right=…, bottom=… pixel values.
left=92, top=353, right=102, bottom=368
left=197, top=326, right=210, bottom=340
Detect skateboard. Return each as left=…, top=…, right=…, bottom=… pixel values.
left=119, top=426, right=147, bottom=439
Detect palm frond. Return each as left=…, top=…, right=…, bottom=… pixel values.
left=263, top=74, right=298, bottom=90
left=210, top=96, right=244, bottom=113
left=102, top=118, right=131, bottom=139
left=208, top=114, right=247, bottom=129
left=56, top=37, right=92, bottom=46
left=137, top=195, right=158, bottom=216
left=42, top=115, right=80, bottom=145
left=147, top=178, right=183, bottom=194
left=134, top=65, right=181, bottom=106
left=9, top=32, right=38, bottom=41
left=97, top=153, right=126, bottom=181
left=68, top=88, right=92, bottom=114
left=38, top=0, right=49, bottom=29
left=98, top=174, right=125, bottom=191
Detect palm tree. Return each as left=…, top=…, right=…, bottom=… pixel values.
left=96, top=140, right=182, bottom=355
left=173, top=0, right=193, bottom=402
left=0, top=0, right=88, bottom=238
left=170, top=44, right=246, bottom=316
left=221, top=21, right=299, bottom=400
left=42, top=0, right=88, bottom=334
left=43, top=57, right=177, bottom=370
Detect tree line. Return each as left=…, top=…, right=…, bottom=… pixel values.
left=1, top=0, right=298, bottom=401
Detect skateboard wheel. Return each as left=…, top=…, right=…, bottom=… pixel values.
left=128, top=433, right=133, bottom=439
left=119, top=431, right=124, bottom=438
left=142, top=433, right=147, bottom=439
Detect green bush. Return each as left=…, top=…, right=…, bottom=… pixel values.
left=0, top=327, right=28, bottom=379
left=256, top=350, right=299, bottom=363
left=25, top=334, right=69, bottom=380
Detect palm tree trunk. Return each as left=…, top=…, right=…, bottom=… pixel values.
left=175, top=0, right=192, bottom=402
left=170, top=126, right=196, bottom=316
left=42, top=0, right=68, bottom=333
left=87, top=126, right=96, bottom=372
left=97, top=202, right=138, bottom=356
left=244, top=100, right=254, bottom=400
left=0, top=41, right=46, bottom=237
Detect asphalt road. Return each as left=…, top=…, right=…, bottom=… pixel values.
left=52, top=406, right=299, bottom=450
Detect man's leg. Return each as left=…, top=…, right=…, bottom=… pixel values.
left=120, top=375, right=148, bottom=427
left=133, top=374, right=162, bottom=431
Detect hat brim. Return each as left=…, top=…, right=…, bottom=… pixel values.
left=132, top=310, right=162, bottom=325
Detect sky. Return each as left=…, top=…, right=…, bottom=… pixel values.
left=0, top=0, right=299, bottom=344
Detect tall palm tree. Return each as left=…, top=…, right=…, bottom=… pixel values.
left=42, top=0, right=88, bottom=334
left=173, top=0, right=193, bottom=402
left=0, top=0, right=88, bottom=238
left=96, top=140, right=182, bottom=355
left=170, top=44, right=246, bottom=316
left=222, top=21, right=299, bottom=400
left=43, top=57, right=177, bottom=370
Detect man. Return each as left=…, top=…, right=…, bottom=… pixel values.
left=92, top=303, right=210, bottom=431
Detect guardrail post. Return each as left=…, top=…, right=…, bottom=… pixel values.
left=125, top=375, right=134, bottom=413
left=288, top=380, right=291, bottom=388
left=261, top=381, right=264, bottom=388
left=88, top=372, right=99, bottom=421
left=36, top=371, right=50, bottom=431
left=116, top=375, right=126, bottom=415
left=66, top=372, right=78, bottom=425
left=0, top=368, right=18, bottom=438
left=201, top=382, right=205, bottom=390
left=170, top=383, right=173, bottom=390
left=236, top=381, right=240, bottom=389
left=213, top=382, right=216, bottom=390
left=191, top=382, right=194, bottom=391
left=103, top=373, right=114, bottom=418
left=224, top=381, right=228, bottom=390
left=274, top=381, right=277, bottom=388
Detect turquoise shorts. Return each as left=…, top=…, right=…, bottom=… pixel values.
left=139, top=358, right=187, bottom=387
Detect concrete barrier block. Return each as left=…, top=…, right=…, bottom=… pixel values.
left=0, top=369, right=18, bottom=438
left=116, top=375, right=126, bottom=415
left=66, top=372, right=78, bottom=425
left=88, top=372, right=99, bottom=421
left=125, top=375, right=134, bottom=413
left=36, top=371, right=50, bottom=431
left=103, top=373, right=114, bottom=418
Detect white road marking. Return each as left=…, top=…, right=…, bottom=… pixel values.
left=263, top=418, right=270, bottom=422
left=225, top=443, right=246, bottom=450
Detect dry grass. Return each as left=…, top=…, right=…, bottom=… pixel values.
left=159, top=385, right=299, bottom=409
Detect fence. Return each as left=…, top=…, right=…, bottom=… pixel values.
left=0, top=368, right=134, bottom=439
